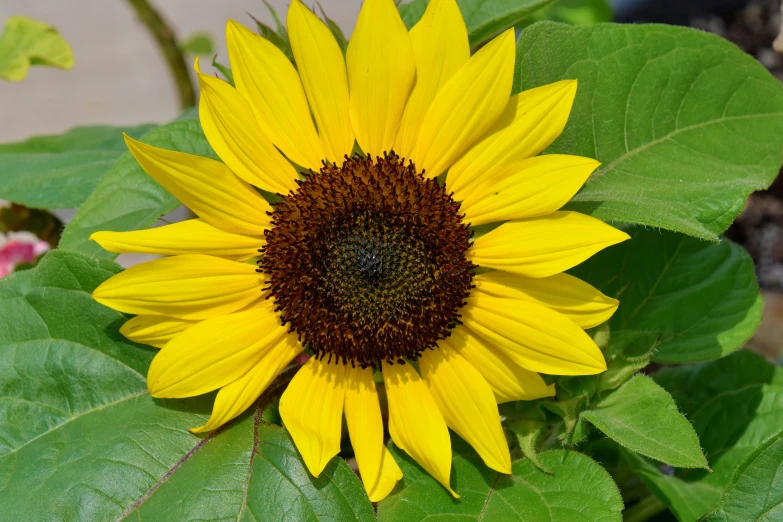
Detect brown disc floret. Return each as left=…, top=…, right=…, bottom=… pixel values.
left=260, top=153, right=474, bottom=368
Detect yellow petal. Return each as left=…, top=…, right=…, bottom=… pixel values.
left=458, top=155, right=600, bottom=226
left=191, top=332, right=303, bottom=433
left=147, top=299, right=287, bottom=398
left=120, top=315, right=198, bottom=349
left=92, top=254, right=261, bottom=320
left=90, top=219, right=263, bottom=261
left=226, top=21, right=324, bottom=170
left=410, top=29, right=515, bottom=179
left=369, top=448, right=404, bottom=502
left=347, top=0, right=415, bottom=157
left=443, top=326, right=555, bottom=403
left=473, top=271, right=619, bottom=329
left=124, top=136, right=270, bottom=236
left=448, top=80, right=578, bottom=195
left=383, top=362, right=457, bottom=497
left=393, top=0, right=469, bottom=160
left=463, top=292, right=607, bottom=376
left=195, top=60, right=299, bottom=194
left=469, top=211, right=630, bottom=278
left=420, top=347, right=511, bottom=473
left=279, top=357, right=345, bottom=477
left=344, top=365, right=402, bottom=501
left=287, top=0, right=354, bottom=163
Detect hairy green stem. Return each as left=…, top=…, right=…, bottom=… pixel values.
left=623, top=495, right=667, bottom=522
left=126, top=0, right=196, bottom=109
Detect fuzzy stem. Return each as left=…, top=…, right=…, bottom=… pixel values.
left=126, top=0, right=196, bottom=109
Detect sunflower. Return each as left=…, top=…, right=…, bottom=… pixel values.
left=91, top=0, right=629, bottom=501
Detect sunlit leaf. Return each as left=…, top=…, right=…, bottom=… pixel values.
left=58, top=109, right=215, bottom=257
left=572, top=228, right=761, bottom=363
left=516, top=22, right=783, bottom=240
left=525, top=0, right=613, bottom=26
left=703, top=429, right=783, bottom=521
left=0, top=16, right=74, bottom=81
left=378, top=434, right=623, bottom=521
left=582, top=375, right=707, bottom=469
left=0, top=124, right=155, bottom=209
left=645, top=351, right=783, bottom=520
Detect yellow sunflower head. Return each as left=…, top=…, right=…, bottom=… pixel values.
left=90, top=0, right=629, bottom=501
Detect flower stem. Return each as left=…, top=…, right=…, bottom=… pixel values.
left=126, top=0, right=196, bottom=109
left=623, top=495, right=667, bottom=522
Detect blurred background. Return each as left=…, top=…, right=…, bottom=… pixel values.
left=0, top=1, right=360, bottom=142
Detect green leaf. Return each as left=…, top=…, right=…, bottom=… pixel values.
left=211, top=55, right=234, bottom=85
left=595, top=353, right=651, bottom=395
left=623, top=450, right=720, bottom=522
left=129, top=413, right=256, bottom=520
left=377, top=434, right=623, bottom=521
left=251, top=1, right=293, bottom=62
left=0, top=124, right=156, bottom=209
left=509, top=419, right=552, bottom=474
left=542, top=393, right=591, bottom=445
left=240, top=423, right=374, bottom=521
left=0, top=250, right=209, bottom=518
left=703, top=429, right=783, bottom=522
left=318, top=4, right=349, bottom=55
left=180, top=32, right=215, bottom=55
left=399, top=0, right=428, bottom=29
left=58, top=110, right=216, bottom=257
left=399, top=0, right=556, bottom=47
left=130, top=419, right=374, bottom=521
left=582, top=375, right=707, bottom=469
left=515, top=22, right=783, bottom=240
left=652, top=350, right=783, bottom=517
left=621, top=354, right=783, bottom=520
left=0, top=16, right=74, bottom=81
left=571, top=228, right=762, bottom=363
left=525, top=0, right=613, bottom=26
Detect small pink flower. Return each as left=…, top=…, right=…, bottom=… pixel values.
left=293, top=353, right=311, bottom=366
left=0, top=232, right=50, bottom=277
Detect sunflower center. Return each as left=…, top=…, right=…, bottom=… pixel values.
left=260, top=153, right=474, bottom=368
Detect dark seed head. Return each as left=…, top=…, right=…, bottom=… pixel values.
left=260, top=152, right=474, bottom=368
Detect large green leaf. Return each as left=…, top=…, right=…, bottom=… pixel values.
left=128, top=412, right=256, bottom=520
left=0, top=16, right=74, bottom=81
left=377, top=434, right=623, bottom=521
left=652, top=351, right=783, bottom=516
left=571, top=228, right=761, bottom=363
left=524, top=0, right=613, bottom=26
left=0, top=250, right=208, bottom=518
left=399, top=0, right=555, bottom=47
left=582, top=375, right=707, bottom=469
left=626, top=352, right=783, bottom=520
left=129, top=419, right=374, bottom=521
left=623, top=450, right=719, bottom=522
left=0, top=124, right=156, bottom=209
left=703, top=429, right=783, bottom=522
left=0, top=250, right=373, bottom=520
left=515, top=22, right=783, bottom=240
left=59, top=109, right=216, bottom=257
